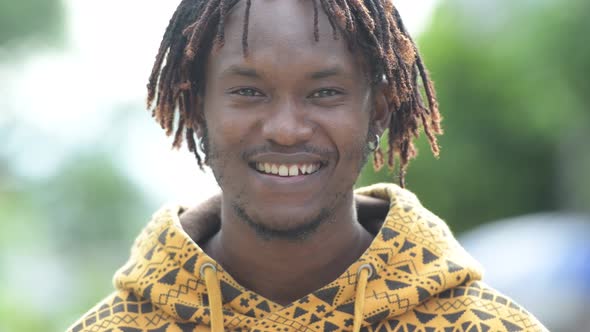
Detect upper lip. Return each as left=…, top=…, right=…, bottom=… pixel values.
left=248, top=152, right=327, bottom=166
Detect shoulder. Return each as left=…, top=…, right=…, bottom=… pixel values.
left=416, top=281, right=548, bottom=332
left=65, top=290, right=169, bottom=332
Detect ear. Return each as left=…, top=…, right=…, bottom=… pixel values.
left=370, top=80, right=393, bottom=136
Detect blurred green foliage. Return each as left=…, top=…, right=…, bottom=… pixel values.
left=358, top=0, right=590, bottom=233
left=0, top=142, right=150, bottom=331
left=0, top=0, right=64, bottom=49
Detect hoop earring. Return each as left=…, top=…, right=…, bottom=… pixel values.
left=368, top=134, right=381, bottom=151
left=198, top=139, right=206, bottom=152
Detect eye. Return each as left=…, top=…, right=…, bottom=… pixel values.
left=309, top=89, right=342, bottom=98
left=231, top=88, right=264, bottom=97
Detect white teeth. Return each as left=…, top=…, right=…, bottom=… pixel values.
left=255, top=163, right=322, bottom=176
left=278, top=165, right=289, bottom=176
left=288, top=165, right=299, bottom=176
left=309, top=164, right=318, bottom=173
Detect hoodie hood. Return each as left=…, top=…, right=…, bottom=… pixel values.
left=112, top=183, right=489, bottom=331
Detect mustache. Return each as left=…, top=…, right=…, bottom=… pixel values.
left=240, top=144, right=337, bottom=161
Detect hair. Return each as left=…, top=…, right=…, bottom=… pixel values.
left=146, top=0, right=442, bottom=188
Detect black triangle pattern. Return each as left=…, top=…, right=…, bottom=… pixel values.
left=399, top=240, right=416, bottom=253
left=220, top=280, right=242, bottom=303
left=335, top=302, right=355, bottom=315
left=447, top=260, right=464, bottom=273
left=366, top=309, right=390, bottom=324
left=422, top=248, right=439, bottom=265
left=174, top=303, right=198, bottom=320
left=461, top=321, right=472, bottom=331
left=387, top=320, right=400, bottom=329
left=122, top=263, right=136, bottom=276
left=158, top=228, right=169, bottom=245
left=381, top=227, right=400, bottom=241
left=158, top=268, right=179, bottom=285
left=428, top=275, right=442, bottom=285
left=313, top=285, right=340, bottom=305
left=501, top=319, right=523, bottom=332
left=414, top=310, right=437, bottom=324
left=385, top=280, right=412, bottom=291
left=309, top=314, right=321, bottom=324
left=183, top=255, right=197, bottom=274
left=142, top=284, right=153, bottom=300
left=120, top=328, right=142, bottom=332
left=293, top=307, right=308, bottom=318
left=472, top=309, right=495, bottom=321
left=143, top=268, right=156, bottom=277
left=443, top=310, right=465, bottom=324
left=144, top=246, right=155, bottom=260
left=256, top=301, right=271, bottom=313
left=416, top=286, right=431, bottom=302
left=396, top=264, right=412, bottom=274
left=176, top=322, right=197, bottom=332
left=376, top=325, right=389, bottom=332
left=324, top=321, right=339, bottom=332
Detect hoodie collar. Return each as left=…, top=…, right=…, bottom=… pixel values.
left=114, top=183, right=482, bottom=330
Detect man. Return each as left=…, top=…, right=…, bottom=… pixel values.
left=68, top=0, right=547, bottom=331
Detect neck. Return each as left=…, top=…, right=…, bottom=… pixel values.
left=203, top=192, right=373, bottom=305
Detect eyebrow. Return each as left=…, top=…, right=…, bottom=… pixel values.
left=220, top=65, right=348, bottom=80
left=221, top=65, right=261, bottom=79
left=307, top=67, right=346, bottom=80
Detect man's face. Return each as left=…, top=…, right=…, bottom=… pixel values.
left=200, top=0, right=378, bottom=238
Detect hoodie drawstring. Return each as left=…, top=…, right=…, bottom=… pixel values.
left=200, top=262, right=372, bottom=332
left=353, top=264, right=373, bottom=332
left=200, top=263, right=224, bottom=332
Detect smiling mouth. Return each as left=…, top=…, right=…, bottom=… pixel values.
left=251, top=162, right=324, bottom=177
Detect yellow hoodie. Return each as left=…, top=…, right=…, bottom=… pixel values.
left=67, top=183, right=547, bottom=332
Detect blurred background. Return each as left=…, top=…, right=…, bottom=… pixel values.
left=0, top=0, right=588, bottom=331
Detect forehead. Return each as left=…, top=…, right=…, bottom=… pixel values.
left=208, top=0, right=365, bottom=79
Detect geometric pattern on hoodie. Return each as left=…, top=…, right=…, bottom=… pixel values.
left=67, top=183, right=548, bottom=332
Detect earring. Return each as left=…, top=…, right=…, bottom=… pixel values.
left=198, top=139, right=206, bottom=152
left=368, top=134, right=381, bottom=151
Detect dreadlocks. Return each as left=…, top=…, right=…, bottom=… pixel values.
left=146, top=0, right=442, bottom=188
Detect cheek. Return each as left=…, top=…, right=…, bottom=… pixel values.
left=318, top=109, right=370, bottom=158
left=205, top=107, right=252, bottom=150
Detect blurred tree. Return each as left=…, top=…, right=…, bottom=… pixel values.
left=358, top=0, right=590, bottom=233
left=0, top=0, right=64, bottom=51
left=0, top=142, right=152, bottom=332
left=39, top=152, right=150, bottom=255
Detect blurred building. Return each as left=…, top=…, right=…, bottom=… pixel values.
left=461, top=213, right=590, bottom=332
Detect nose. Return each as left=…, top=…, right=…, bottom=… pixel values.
left=261, top=98, right=314, bottom=146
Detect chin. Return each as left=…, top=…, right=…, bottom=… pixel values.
left=233, top=202, right=332, bottom=241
